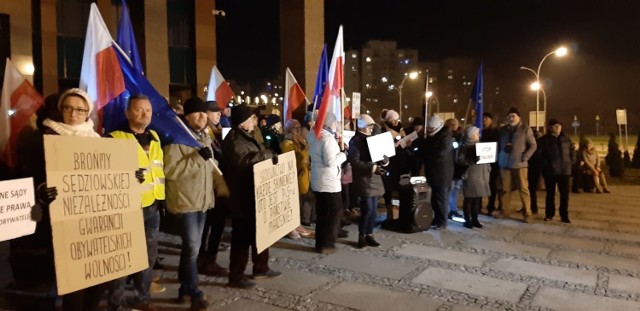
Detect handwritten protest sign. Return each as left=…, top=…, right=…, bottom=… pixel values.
left=476, top=142, right=497, bottom=164
left=44, top=135, right=146, bottom=295
left=253, top=151, right=300, bottom=253
left=0, top=177, right=36, bottom=242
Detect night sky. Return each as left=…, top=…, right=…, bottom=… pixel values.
left=215, top=0, right=640, bottom=133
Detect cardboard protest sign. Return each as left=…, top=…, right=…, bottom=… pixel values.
left=44, top=135, right=146, bottom=295
left=253, top=151, right=300, bottom=253
left=366, top=131, right=396, bottom=162
left=0, top=177, right=36, bottom=242
left=397, top=131, right=418, bottom=149
left=476, top=142, right=497, bottom=164
left=343, top=130, right=355, bottom=146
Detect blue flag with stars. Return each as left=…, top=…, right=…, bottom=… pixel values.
left=470, top=63, right=483, bottom=133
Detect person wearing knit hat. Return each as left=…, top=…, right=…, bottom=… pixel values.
left=350, top=114, right=386, bottom=248
left=43, top=88, right=101, bottom=137
left=496, top=105, right=537, bottom=223
left=308, top=111, right=347, bottom=254
left=222, top=104, right=280, bottom=289
left=457, top=126, right=490, bottom=229
left=260, top=114, right=283, bottom=153
left=538, top=118, right=575, bottom=223
left=422, top=114, right=454, bottom=230
left=384, top=110, right=400, bottom=123
left=183, top=97, right=208, bottom=116
left=480, top=111, right=501, bottom=215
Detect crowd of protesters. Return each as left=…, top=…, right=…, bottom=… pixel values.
left=0, top=89, right=618, bottom=310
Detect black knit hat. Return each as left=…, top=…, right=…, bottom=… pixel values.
left=206, top=101, right=221, bottom=112
left=507, top=107, right=520, bottom=117
left=483, top=112, right=494, bottom=119
left=231, top=104, right=254, bottom=126
left=548, top=118, right=562, bottom=126
left=183, top=97, right=207, bottom=115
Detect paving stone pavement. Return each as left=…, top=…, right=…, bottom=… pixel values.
left=3, top=185, right=640, bottom=310
left=147, top=184, right=640, bottom=310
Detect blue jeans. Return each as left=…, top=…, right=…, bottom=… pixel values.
left=109, top=202, right=160, bottom=310
left=358, top=196, right=378, bottom=235
left=448, top=179, right=462, bottom=212
left=178, top=211, right=207, bottom=300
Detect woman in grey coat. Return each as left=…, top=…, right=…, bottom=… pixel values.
left=458, top=126, right=491, bottom=228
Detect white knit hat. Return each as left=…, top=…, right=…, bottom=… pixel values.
left=58, top=88, right=95, bottom=115
left=427, top=115, right=444, bottom=136
left=384, top=109, right=400, bottom=122
left=357, top=114, right=376, bottom=129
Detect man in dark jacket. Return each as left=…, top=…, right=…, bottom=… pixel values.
left=497, top=107, right=537, bottom=223
left=222, top=104, right=281, bottom=289
left=538, top=119, right=574, bottom=223
left=422, top=115, right=454, bottom=230
left=481, top=112, right=501, bottom=215
left=349, top=114, right=387, bottom=248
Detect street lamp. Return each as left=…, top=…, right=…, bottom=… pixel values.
left=397, top=71, right=418, bottom=121
left=523, top=46, right=568, bottom=131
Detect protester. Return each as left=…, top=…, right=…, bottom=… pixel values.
left=308, top=112, right=347, bottom=253
left=496, top=107, right=537, bottom=223
left=222, top=104, right=281, bottom=289
left=197, top=101, right=230, bottom=277
left=164, top=97, right=228, bottom=310
left=261, top=114, right=283, bottom=153
left=421, top=115, right=454, bottom=230
left=527, top=128, right=543, bottom=215
left=280, top=119, right=313, bottom=239
left=171, top=101, right=184, bottom=116
left=381, top=109, right=409, bottom=220
left=583, top=139, right=611, bottom=193
left=349, top=114, right=387, bottom=248
left=220, top=106, right=232, bottom=127
left=446, top=118, right=464, bottom=219
left=457, top=126, right=490, bottom=229
left=405, top=116, right=425, bottom=176
left=108, top=94, right=165, bottom=311
left=538, top=119, right=574, bottom=223
left=481, top=112, right=502, bottom=215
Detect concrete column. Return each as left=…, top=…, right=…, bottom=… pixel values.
left=0, top=1, right=33, bottom=83
left=194, top=0, right=216, bottom=99
left=143, top=0, right=170, bottom=98
left=40, top=0, right=58, bottom=95
left=280, top=0, right=324, bottom=99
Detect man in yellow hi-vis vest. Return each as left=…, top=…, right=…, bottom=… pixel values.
left=108, top=94, right=164, bottom=311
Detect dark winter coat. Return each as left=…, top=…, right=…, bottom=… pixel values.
left=421, top=127, right=454, bottom=188
left=497, top=122, right=537, bottom=169
left=457, top=144, right=491, bottom=198
left=538, top=132, right=574, bottom=177
left=348, top=131, right=385, bottom=197
left=222, top=127, right=276, bottom=219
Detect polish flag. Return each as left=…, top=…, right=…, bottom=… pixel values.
left=206, top=66, right=235, bottom=110
left=283, top=68, right=309, bottom=124
left=0, top=58, right=44, bottom=167
left=79, top=3, right=126, bottom=131
left=314, top=26, right=344, bottom=138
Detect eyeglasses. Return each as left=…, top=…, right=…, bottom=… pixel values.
left=62, top=106, right=89, bottom=115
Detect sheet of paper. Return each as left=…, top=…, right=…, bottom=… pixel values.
left=366, top=131, right=396, bottom=162
left=222, top=127, right=232, bottom=139
left=397, top=131, right=419, bottom=148
left=476, top=142, right=497, bottom=164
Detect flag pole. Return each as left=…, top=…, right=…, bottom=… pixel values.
left=175, top=115, right=223, bottom=175
left=424, top=72, right=429, bottom=132
left=463, top=99, right=472, bottom=130
left=340, top=88, right=346, bottom=146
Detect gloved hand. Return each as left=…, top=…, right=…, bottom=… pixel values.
left=374, top=166, right=387, bottom=176
left=272, top=153, right=279, bottom=165
left=37, top=183, right=58, bottom=205
left=198, top=147, right=213, bottom=161
left=135, top=168, right=145, bottom=184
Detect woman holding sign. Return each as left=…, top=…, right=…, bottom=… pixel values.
left=457, top=126, right=491, bottom=229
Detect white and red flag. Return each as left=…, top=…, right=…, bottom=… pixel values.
left=314, top=26, right=344, bottom=138
left=79, top=3, right=126, bottom=132
left=283, top=67, right=309, bottom=124
left=0, top=58, right=44, bottom=167
left=206, top=65, right=235, bottom=110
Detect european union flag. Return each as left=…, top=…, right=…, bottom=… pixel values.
left=310, top=44, right=328, bottom=112
left=117, top=0, right=143, bottom=73
left=470, top=63, right=483, bottom=133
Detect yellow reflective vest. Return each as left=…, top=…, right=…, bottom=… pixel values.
left=110, top=130, right=165, bottom=207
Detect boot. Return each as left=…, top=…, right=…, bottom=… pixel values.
left=471, top=217, right=483, bottom=228
left=201, top=255, right=229, bottom=277
left=365, top=234, right=381, bottom=247
left=463, top=216, right=473, bottom=229
left=357, top=235, right=366, bottom=249
left=386, top=205, right=394, bottom=221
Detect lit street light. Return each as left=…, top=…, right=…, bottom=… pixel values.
left=520, top=46, right=568, bottom=131
left=397, top=71, right=418, bottom=121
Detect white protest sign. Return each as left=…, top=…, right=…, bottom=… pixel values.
left=616, top=109, right=627, bottom=125
left=222, top=127, right=231, bottom=139
left=343, top=130, right=356, bottom=146
left=0, top=177, right=36, bottom=242
left=351, top=92, right=361, bottom=119
left=397, top=131, right=418, bottom=149
left=44, top=135, right=146, bottom=295
left=476, top=142, right=497, bottom=164
left=253, top=151, right=300, bottom=253
left=366, top=131, right=396, bottom=162
left=529, top=111, right=545, bottom=128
